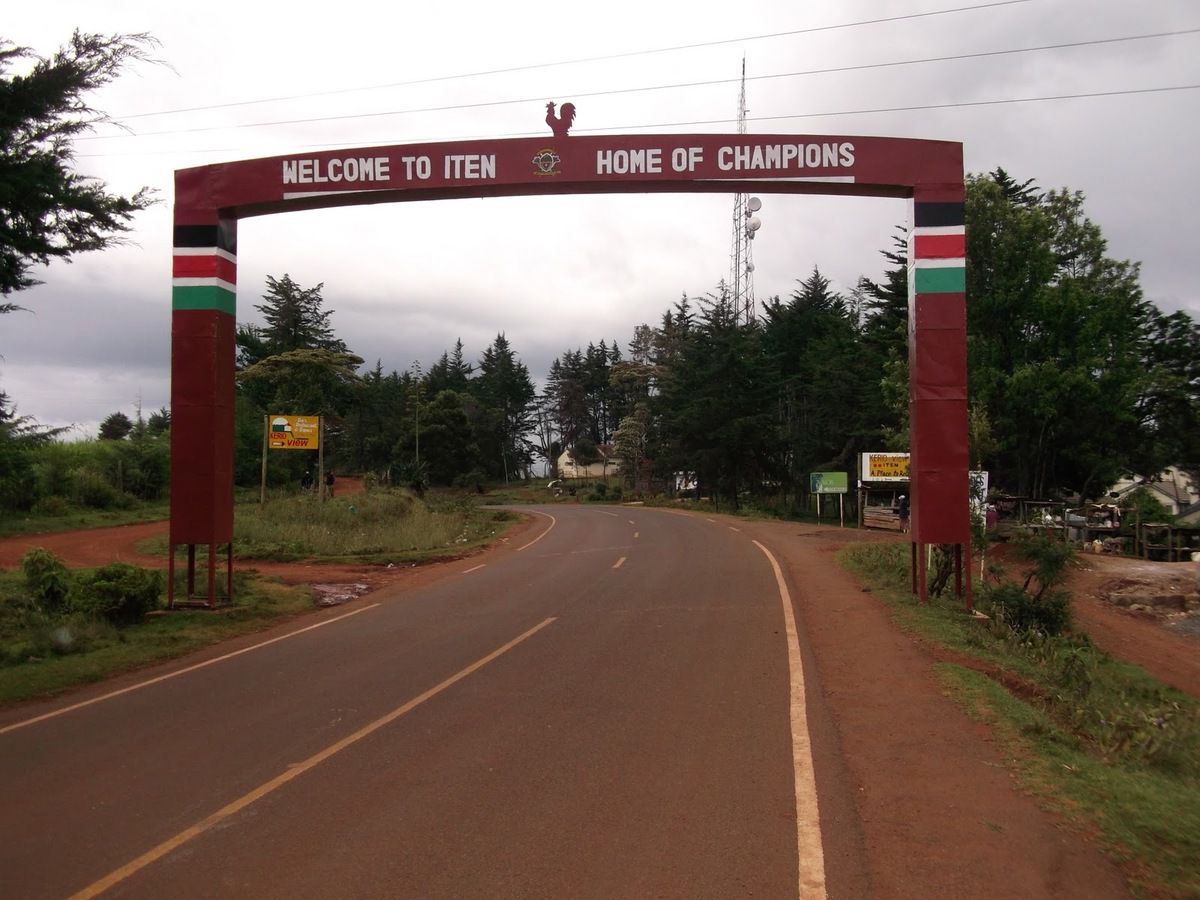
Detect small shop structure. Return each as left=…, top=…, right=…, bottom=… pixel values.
left=858, top=452, right=908, bottom=531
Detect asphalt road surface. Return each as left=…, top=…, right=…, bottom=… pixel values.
left=0, top=506, right=836, bottom=899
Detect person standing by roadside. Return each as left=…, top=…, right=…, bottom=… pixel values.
left=897, top=494, right=910, bottom=533
left=324, top=470, right=335, bottom=498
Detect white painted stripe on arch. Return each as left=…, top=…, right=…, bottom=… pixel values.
left=909, top=225, right=965, bottom=237
left=172, top=277, right=237, bottom=292
left=281, top=188, right=385, bottom=200
left=696, top=175, right=855, bottom=184
left=173, top=247, right=237, bottom=262
left=907, top=257, right=965, bottom=270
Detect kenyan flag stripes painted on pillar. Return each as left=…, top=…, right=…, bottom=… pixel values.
left=172, top=223, right=237, bottom=315
left=909, top=202, right=964, bottom=295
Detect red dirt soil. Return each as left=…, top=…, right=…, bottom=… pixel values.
left=0, top=478, right=505, bottom=595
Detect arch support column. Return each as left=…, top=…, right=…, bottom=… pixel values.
left=908, top=188, right=971, bottom=606
left=168, top=212, right=237, bottom=606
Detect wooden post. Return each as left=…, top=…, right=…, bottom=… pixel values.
left=260, top=416, right=268, bottom=505
left=911, top=541, right=918, bottom=595
left=955, top=544, right=963, bottom=597
left=187, top=544, right=196, bottom=597
left=206, top=543, right=216, bottom=609
left=317, top=416, right=326, bottom=502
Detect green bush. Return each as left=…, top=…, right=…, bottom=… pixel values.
left=20, top=548, right=71, bottom=614
left=452, top=468, right=487, bottom=494
left=980, top=581, right=1071, bottom=635
left=30, top=495, right=71, bottom=517
left=71, top=466, right=126, bottom=509
left=69, top=563, right=163, bottom=626
left=610, top=485, right=623, bottom=502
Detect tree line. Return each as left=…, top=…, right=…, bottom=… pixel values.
left=4, top=168, right=1196, bottom=514
left=0, top=30, right=1195, bottom=511
left=537, top=169, right=1198, bottom=508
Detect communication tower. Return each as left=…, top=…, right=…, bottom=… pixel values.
left=728, top=57, right=762, bottom=326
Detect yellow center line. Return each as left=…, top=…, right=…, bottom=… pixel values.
left=69, top=617, right=559, bottom=900
left=612, top=556, right=626, bottom=569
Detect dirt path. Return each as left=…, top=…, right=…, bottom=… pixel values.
left=1061, top=553, right=1200, bottom=698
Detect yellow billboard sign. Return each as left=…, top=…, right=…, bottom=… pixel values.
left=268, top=415, right=320, bottom=450
left=862, top=452, right=909, bottom=482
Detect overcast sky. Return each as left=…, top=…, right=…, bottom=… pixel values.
left=3, top=0, right=1197, bottom=436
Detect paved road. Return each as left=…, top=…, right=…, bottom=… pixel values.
left=0, top=506, right=830, bottom=899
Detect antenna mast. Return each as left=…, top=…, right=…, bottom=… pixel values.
left=728, top=56, right=761, bottom=326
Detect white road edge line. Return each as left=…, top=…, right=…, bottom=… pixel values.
left=68, top=617, right=559, bottom=900
left=516, top=510, right=557, bottom=551
left=752, top=539, right=827, bottom=900
left=462, top=564, right=486, bottom=574
left=601, top=511, right=620, bottom=518
left=728, top=526, right=742, bottom=532
left=0, top=603, right=383, bottom=737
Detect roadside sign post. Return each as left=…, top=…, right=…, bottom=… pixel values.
left=263, top=415, right=323, bottom=502
left=809, top=473, right=849, bottom=528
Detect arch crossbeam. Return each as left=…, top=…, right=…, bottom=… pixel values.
left=171, top=133, right=969, bottom=604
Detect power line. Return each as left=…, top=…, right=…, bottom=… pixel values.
left=590, top=84, right=1200, bottom=133
left=83, top=28, right=1199, bottom=143
left=78, top=83, right=1200, bottom=159
left=113, top=0, right=1034, bottom=121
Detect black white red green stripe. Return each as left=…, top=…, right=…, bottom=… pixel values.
left=172, top=223, right=237, bottom=316
left=909, top=201, right=965, bottom=295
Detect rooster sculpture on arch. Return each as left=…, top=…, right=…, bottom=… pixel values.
left=545, top=101, right=576, bottom=137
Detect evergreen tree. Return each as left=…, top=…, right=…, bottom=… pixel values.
left=474, top=334, right=536, bottom=481
left=238, top=274, right=348, bottom=366
left=424, top=338, right=473, bottom=395
left=656, top=287, right=771, bottom=507
left=98, top=411, right=133, bottom=440
left=0, top=32, right=157, bottom=297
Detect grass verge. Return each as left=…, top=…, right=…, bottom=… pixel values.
left=0, top=501, right=170, bottom=539
left=842, top=541, right=1200, bottom=899
left=0, top=570, right=314, bottom=705
left=136, top=489, right=515, bottom=564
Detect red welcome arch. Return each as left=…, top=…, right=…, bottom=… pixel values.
left=170, top=131, right=969, bottom=604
